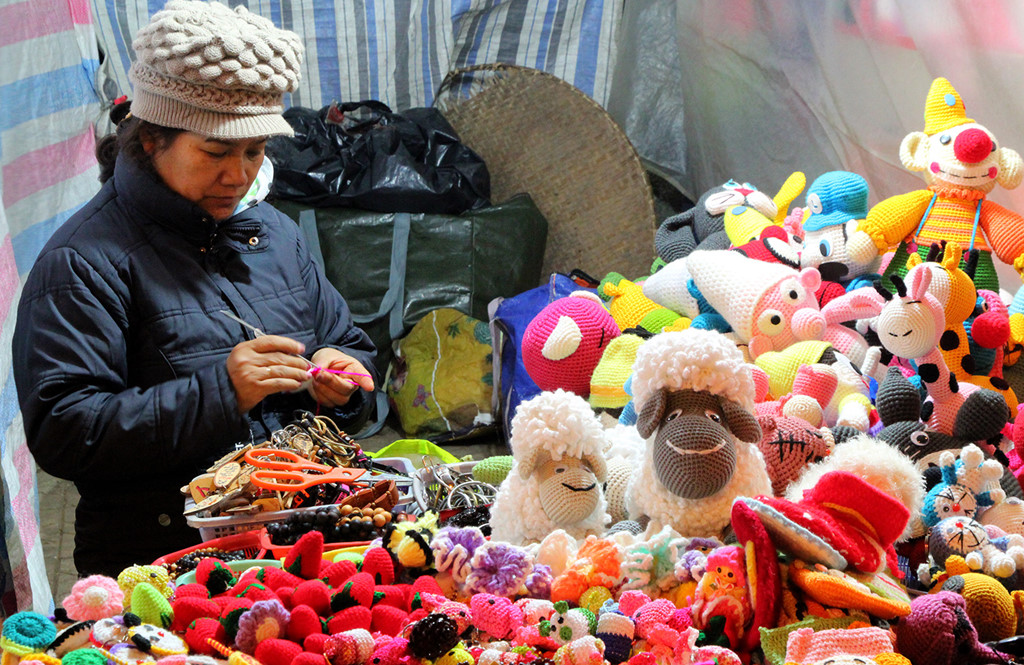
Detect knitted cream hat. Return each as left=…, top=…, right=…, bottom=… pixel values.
left=686, top=249, right=800, bottom=341
left=129, top=0, right=304, bottom=139
left=630, top=328, right=755, bottom=412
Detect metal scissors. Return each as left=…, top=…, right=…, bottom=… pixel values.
left=219, top=310, right=315, bottom=369
left=245, top=448, right=368, bottom=492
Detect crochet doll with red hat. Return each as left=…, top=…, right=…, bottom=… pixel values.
left=739, top=469, right=910, bottom=575
left=847, top=77, right=1024, bottom=292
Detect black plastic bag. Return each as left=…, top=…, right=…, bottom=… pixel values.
left=267, top=101, right=491, bottom=214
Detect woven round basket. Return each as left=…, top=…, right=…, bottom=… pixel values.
left=435, top=64, right=657, bottom=280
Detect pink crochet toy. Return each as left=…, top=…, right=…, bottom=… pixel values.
left=521, top=292, right=620, bottom=397
left=783, top=626, right=909, bottom=665
left=686, top=250, right=874, bottom=366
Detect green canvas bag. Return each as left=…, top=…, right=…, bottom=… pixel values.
left=274, top=194, right=548, bottom=374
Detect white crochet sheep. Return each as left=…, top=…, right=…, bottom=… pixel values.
left=489, top=389, right=610, bottom=545
left=625, top=329, right=772, bottom=538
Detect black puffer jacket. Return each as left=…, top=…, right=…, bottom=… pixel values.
left=12, top=156, right=378, bottom=574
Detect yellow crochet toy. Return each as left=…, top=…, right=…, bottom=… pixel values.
left=907, top=241, right=1018, bottom=409
left=847, top=77, right=1024, bottom=292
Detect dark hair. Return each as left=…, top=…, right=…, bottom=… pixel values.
left=96, top=102, right=184, bottom=184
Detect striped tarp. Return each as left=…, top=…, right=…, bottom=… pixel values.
left=1, top=0, right=103, bottom=612
left=90, top=0, right=620, bottom=113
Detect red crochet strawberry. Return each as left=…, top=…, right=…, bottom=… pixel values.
left=327, top=606, right=372, bottom=633
left=170, top=596, right=219, bottom=632
left=331, top=572, right=375, bottom=611
left=232, top=581, right=278, bottom=603
left=216, top=596, right=254, bottom=640
left=360, top=547, right=395, bottom=585
left=291, top=579, right=331, bottom=615
left=286, top=604, right=323, bottom=643
left=371, top=585, right=409, bottom=611
left=292, top=653, right=326, bottom=665
left=173, top=583, right=212, bottom=599
left=195, top=558, right=238, bottom=596
left=254, top=637, right=303, bottom=665
left=284, top=531, right=325, bottom=579
left=256, top=566, right=306, bottom=591
left=321, top=559, right=358, bottom=588
left=370, top=605, right=408, bottom=637
left=184, top=617, right=226, bottom=655
left=304, top=632, right=331, bottom=654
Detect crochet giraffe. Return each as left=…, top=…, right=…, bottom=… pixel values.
left=863, top=266, right=966, bottom=435
left=907, top=242, right=1018, bottom=410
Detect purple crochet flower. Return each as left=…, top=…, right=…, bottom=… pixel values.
left=464, top=541, right=534, bottom=597
left=432, top=526, right=487, bottom=583
left=524, top=562, right=553, bottom=599
left=435, top=526, right=487, bottom=553
left=235, top=599, right=290, bottom=654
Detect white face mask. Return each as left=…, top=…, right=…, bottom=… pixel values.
left=232, top=157, right=274, bottom=216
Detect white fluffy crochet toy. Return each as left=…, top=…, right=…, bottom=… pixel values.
left=625, top=329, right=772, bottom=537
left=489, top=389, right=610, bottom=546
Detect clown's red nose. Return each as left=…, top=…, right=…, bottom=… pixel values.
left=954, top=128, right=993, bottom=164
left=952, top=503, right=961, bottom=512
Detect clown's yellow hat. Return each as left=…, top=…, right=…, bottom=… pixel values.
left=923, top=77, right=973, bottom=135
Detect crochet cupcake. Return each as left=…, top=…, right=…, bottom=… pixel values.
left=63, top=575, right=124, bottom=621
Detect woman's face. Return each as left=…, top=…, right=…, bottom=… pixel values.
left=147, top=131, right=267, bottom=221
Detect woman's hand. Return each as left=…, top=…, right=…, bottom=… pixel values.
left=307, top=348, right=376, bottom=409
left=227, top=335, right=312, bottom=413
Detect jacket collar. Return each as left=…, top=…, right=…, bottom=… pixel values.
left=113, top=156, right=268, bottom=253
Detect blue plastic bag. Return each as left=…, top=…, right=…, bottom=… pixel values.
left=488, top=273, right=596, bottom=443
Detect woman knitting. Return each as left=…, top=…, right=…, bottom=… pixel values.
left=11, top=0, right=378, bottom=575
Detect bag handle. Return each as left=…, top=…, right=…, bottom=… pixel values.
left=299, top=208, right=409, bottom=440
left=347, top=212, right=411, bottom=345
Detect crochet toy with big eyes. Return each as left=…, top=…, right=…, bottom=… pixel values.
left=654, top=178, right=795, bottom=262
left=921, top=444, right=1005, bottom=529
left=925, top=516, right=1024, bottom=579
left=797, top=171, right=881, bottom=286
left=847, top=77, right=1024, bottom=293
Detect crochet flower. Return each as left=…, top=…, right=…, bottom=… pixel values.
left=234, top=600, right=290, bottom=654
left=524, top=563, right=553, bottom=600
left=622, top=526, right=688, bottom=594
left=432, top=526, right=487, bottom=586
left=464, top=541, right=534, bottom=597
left=63, top=575, right=124, bottom=620
left=550, top=535, right=624, bottom=602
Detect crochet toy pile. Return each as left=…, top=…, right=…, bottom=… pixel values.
left=20, top=70, right=1024, bottom=665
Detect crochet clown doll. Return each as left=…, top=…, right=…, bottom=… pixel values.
left=846, top=77, right=1024, bottom=292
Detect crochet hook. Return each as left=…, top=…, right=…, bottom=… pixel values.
left=218, top=309, right=371, bottom=378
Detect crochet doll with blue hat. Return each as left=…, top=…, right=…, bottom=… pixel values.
left=798, top=171, right=881, bottom=287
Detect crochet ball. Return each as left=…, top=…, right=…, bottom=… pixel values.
left=408, top=614, right=458, bottom=660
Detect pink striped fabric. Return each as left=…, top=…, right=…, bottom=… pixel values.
left=2, top=130, right=97, bottom=209
left=0, top=0, right=88, bottom=48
